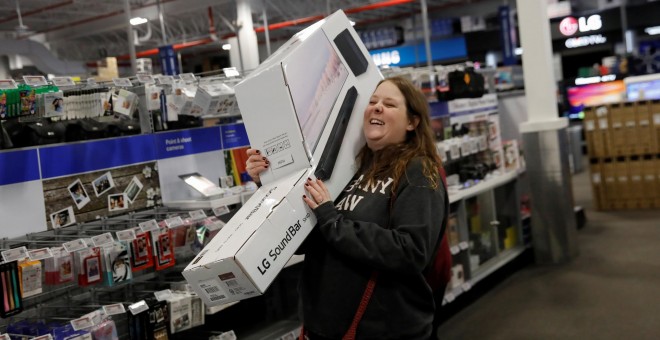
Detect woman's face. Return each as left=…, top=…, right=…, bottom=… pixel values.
left=363, top=81, right=415, bottom=151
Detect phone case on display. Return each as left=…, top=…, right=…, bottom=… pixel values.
left=18, top=260, right=43, bottom=298
left=131, top=232, right=155, bottom=272
left=102, top=242, right=133, bottom=286
left=0, top=261, right=23, bottom=318
left=64, top=118, right=108, bottom=142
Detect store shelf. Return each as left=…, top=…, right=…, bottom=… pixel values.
left=442, top=246, right=525, bottom=306
left=448, top=170, right=520, bottom=204
left=162, top=190, right=255, bottom=210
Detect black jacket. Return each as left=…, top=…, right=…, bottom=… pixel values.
left=298, top=158, right=448, bottom=340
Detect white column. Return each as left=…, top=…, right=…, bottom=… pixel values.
left=235, top=0, right=260, bottom=71
left=516, top=0, right=567, bottom=132
left=124, top=0, right=137, bottom=75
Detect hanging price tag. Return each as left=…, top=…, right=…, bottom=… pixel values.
left=1, top=247, right=28, bottom=263
left=28, top=248, right=54, bottom=261
left=63, top=239, right=88, bottom=253
left=112, top=78, right=133, bottom=87
left=154, top=289, right=174, bottom=301
left=23, top=75, right=48, bottom=87
left=165, top=216, right=184, bottom=228
left=0, top=79, right=18, bottom=90
left=92, top=233, right=115, bottom=247
left=213, top=205, right=230, bottom=217
left=116, top=229, right=137, bottom=241
left=189, top=209, right=207, bottom=220
left=139, top=219, right=160, bottom=232
left=71, top=316, right=94, bottom=331
left=128, top=300, right=149, bottom=315
left=103, top=303, right=127, bottom=316
left=156, top=75, right=174, bottom=85
left=52, top=77, right=76, bottom=87
left=178, top=73, right=196, bottom=83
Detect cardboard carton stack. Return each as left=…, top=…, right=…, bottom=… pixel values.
left=183, top=10, right=383, bottom=306
left=584, top=99, right=660, bottom=210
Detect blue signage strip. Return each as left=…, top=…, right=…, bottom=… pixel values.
left=158, top=45, right=180, bottom=76
left=39, top=135, right=157, bottom=179
left=499, top=6, right=517, bottom=66
left=220, top=123, right=250, bottom=149
left=0, top=149, right=40, bottom=186
left=155, top=127, right=222, bottom=160
left=369, top=37, right=467, bottom=67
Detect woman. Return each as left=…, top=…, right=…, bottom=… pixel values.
left=246, top=77, right=448, bottom=340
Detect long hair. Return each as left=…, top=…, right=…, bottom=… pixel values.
left=356, top=76, right=442, bottom=192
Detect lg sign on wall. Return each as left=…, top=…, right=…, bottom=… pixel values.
left=559, top=15, right=606, bottom=48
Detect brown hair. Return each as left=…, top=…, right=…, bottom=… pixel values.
left=356, top=76, right=442, bottom=192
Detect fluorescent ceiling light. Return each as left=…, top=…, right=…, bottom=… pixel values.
left=222, top=43, right=231, bottom=50
left=130, top=17, right=148, bottom=26
left=645, top=26, right=660, bottom=35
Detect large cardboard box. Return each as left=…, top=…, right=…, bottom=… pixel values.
left=652, top=100, right=660, bottom=153
left=627, top=158, right=643, bottom=209
left=635, top=101, right=653, bottom=155
left=583, top=107, right=598, bottom=157
left=233, top=10, right=382, bottom=198
left=622, top=102, right=638, bottom=156
left=614, top=159, right=629, bottom=210
left=590, top=162, right=605, bottom=210
left=184, top=10, right=382, bottom=306
left=594, top=106, right=611, bottom=158
left=602, top=161, right=617, bottom=210
left=609, top=103, right=626, bottom=156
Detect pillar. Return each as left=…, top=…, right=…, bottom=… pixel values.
left=516, top=0, right=578, bottom=264
left=229, top=0, right=260, bottom=72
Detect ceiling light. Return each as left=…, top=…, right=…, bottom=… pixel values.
left=350, top=21, right=356, bottom=26
left=130, top=17, right=148, bottom=26
left=645, top=26, right=660, bottom=36
left=222, top=43, right=231, bottom=50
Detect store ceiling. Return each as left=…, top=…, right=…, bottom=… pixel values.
left=0, top=0, right=474, bottom=63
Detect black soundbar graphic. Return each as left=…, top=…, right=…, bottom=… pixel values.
left=334, top=29, right=368, bottom=76
left=314, top=86, right=358, bottom=181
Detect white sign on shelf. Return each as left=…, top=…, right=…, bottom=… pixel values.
left=165, top=216, right=184, bottom=228
left=116, top=229, right=137, bottom=241
left=1, top=247, right=28, bottom=263
left=0, top=79, right=18, bottom=90
left=70, top=316, right=94, bottom=331
left=52, top=77, right=76, bottom=87
left=445, top=292, right=456, bottom=303
left=92, top=233, right=115, bottom=247
left=139, top=219, right=160, bottom=232
left=70, top=334, right=92, bottom=340
left=23, top=75, right=48, bottom=87
left=103, top=303, right=127, bottom=316
left=461, top=282, right=472, bottom=292
left=137, top=74, right=155, bottom=84
left=189, top=209, right=207, bottom=220
left=156, top=75, right=174, bottom=85
left=213, top=205, right=230, bottom=216
left=32, top=335, right=53, bottom=340
left=112, top=78, right=133, bottom=87
left=87, top=78, right=98, bottom=86
left=28, top=248, right=54, bottom=261
left=223, top=67, right=240, bottom=77
left=154, top=289, right=174, bottom=301
left=63, top=239, right=88, bottom=253
left=128, top=300, right=149, bottom=315
left=179, top=73, right=196, bottom=83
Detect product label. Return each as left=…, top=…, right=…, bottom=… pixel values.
left=165, top=216, right=184, bottom=228
left=86, top=78, right=97, bottom=86
left=618, top=176, right=628, bottom=182
left=598, top=118, right=608, bottom=130
left=639, top=119, right=649, bottom=127
left=258, top=213, right=311, bottom=276
left=156, top=75, right=174, bottom=85
left=112, top=78, right=133, bottom=87
left=2, top=247, right=28, bottom=262
left=585, top=120, right=595, bottom=131
left=213, top=205, right=230, bottom=216
left=189, top=209, right=207, bottom=220
left=450, top=143, right=460, bottom=160
left=52, top=77, right=76, bottom=87
left=154, top=289, right=174, bottom=301
left=23, top=75, right=48, bottom=87
left=654, top=113, right=660, bottom=125
left=445, top=292, right=456, bottom=303
left=139, top=219, right=160, bottom=232
left=102, top=303, right=126, bottom=316
left=91, top=233, right=114, bottom=247
left=479, top=135, right=488, bottom=151
left=70, top=334, right=92, bottom=340
left=137, top=74, right=155, bottom=84
left=63, top=239, right=88, bottom=253
left=116, top=229, right=137, bottom=241
left=71, top=317, right=94, bottom=331
left=128, top=300, right=149, bottom=315
left=612, top=122, right=622, bottom=129
left=199, top=279, right=229, bottom=303
left=592, top=173, right=601, bottom=184
left=462, top=282, right=473, bottom=292
left=632, top=175, right=641, bottom=182
left=179, top=73, right=196, bottom=83
left=28, top=248, right=53, bottom=261
left=0, top=79, right=17, bottom=90
left=625, top=121, right=636, bottom=128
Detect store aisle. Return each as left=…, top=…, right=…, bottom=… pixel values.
left=436, top=165, right=660, bottom=340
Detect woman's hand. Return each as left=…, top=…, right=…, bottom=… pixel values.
left=246, top=148, right=269, bottom=185
left=303, top=177, right=333, bottom=209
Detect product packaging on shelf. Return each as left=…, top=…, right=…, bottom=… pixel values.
left=130, top=230, right=155, bottom=272
left=0, top=260, right=23, bottom=318
left=45, top=247, right=74, bottom=284
left=152, top=227, right=175, bottom=271
left=18, top=259, right=43, bottom=298
left=102, top=241, right=132, bottom=286
left=185, top=10, right=382, bottom=306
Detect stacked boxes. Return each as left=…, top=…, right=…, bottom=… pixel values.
left=584, top=100, right=660, bottom=210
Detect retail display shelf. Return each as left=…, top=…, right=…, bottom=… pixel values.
left=163, top=190, right=255, bottom=209
left=206, top=301, right=240, bottom=315
left=448, top=170, right=519, bottom=204
left=442, top=246, right=525, bottom=306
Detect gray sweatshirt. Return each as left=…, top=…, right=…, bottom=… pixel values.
left=298, top=158, right=448, bottom=340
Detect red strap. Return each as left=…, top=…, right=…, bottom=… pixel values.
left=343, top=271, right=379, bottom=340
